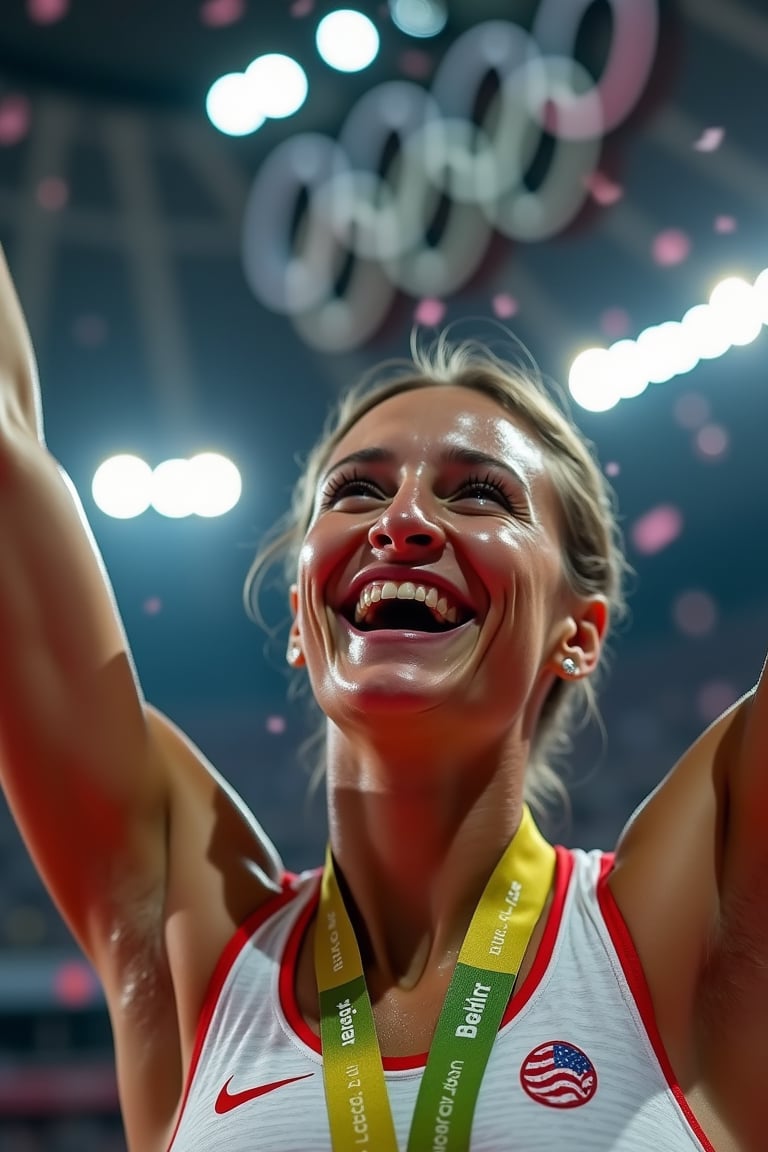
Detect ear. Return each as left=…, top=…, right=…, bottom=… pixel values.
left=286, top=583, right=306, bottom=668
left=552, top=595, right=609, bottom=680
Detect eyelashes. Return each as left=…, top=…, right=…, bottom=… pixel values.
left=456, top=473, right=517, bottom=510
left=319, top=469, right=381, bottom=510
left=319, top=468, right=524, bottom=515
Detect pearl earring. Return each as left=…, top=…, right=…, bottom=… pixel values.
left=562, top=657, right=579, bottom=677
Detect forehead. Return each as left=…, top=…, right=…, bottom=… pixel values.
left=326, top=384, right=549, bottom=476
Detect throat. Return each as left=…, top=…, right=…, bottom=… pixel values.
left=389, top=933, right=431, bottom=992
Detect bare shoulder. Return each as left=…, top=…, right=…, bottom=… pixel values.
left=606, top=701, right=747, bottom=1069
left=109, top=706, right=285, bottom=1152
left=605, top=694, right=768, bottom=1148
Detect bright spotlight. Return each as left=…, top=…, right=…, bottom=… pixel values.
left=151, top=459, right=196, bottom=519
left=188, top=453, right=242, bottom=517
left=606, top=339, right=649, bottom=400
left=92, top=455, right=152, bottom=520
left=316, top=10, right=380, bottom=73
left=245, top=54, right=309, bottom=119
left=568, top=347, right=620, bottom=413
left=206, top=72, right=266, bottom=137
left=752, top=268, right=768, bottom=322
left=389, top=0, right=447, bottom=38
left=680, top=303, right=732, bottom=361
left=708, top=276, right=763, bottom=346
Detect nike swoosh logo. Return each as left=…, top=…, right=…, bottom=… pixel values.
left=214, top=1073, right=314, bottom=1114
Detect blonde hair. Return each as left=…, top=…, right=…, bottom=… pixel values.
left=245, top=334, right=629, bottom=815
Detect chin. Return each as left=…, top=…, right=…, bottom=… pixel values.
left=322, top=666, right=451, bottom=719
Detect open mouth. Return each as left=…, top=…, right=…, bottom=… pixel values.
left=343, top=582, right=475, bottom=635
left=353, top=600, right=460, bottom=634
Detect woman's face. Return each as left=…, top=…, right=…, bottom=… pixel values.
left=291, top=384, right=588, bottom=742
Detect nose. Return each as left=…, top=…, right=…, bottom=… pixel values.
left=367, top=485, right=445, bottom=557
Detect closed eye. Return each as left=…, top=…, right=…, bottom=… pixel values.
left=319, top=469, right=383, bottom=510
left=453, top=473, right=521, bottom=512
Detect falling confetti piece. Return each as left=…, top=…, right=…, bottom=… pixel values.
left=693, top=126, right=724, bottom=152
left=414, top=297, right=445, bottom=326
left=266, top=715, right=287, bottom=734
left=27, top=0, right=69, bottom=22
left=599, top=307, right=630, bottom=339
left=630, top=504, right=683, bottom=555
left=584, top=171, right=624, bottom=206
left=290, top=0, right=314, bottom=15
left=491, top=293, right=518, bottom=320
left=0, top=94, right=31, bottom=147
left=673, top=589, right=717, bottom=637
left=143, top=597, right=163, bottom=616
left=674, top=392, right=710, bottom=430
left=694, top=423, right=729, bottom=461
left=398, top=49, right=434, bottom=79
left=200, top=0, right=245, bottom=25
left=53, top=960, right=98, bottom=1007
left=714, top=215, right=737, bottom=233
left=36, top=177, right=68, bottom=211
left=604, top=461, right=620, bottom=477
left=652, top=228, right=690, bottom=267
left=697, top=680, right=738, bottom=724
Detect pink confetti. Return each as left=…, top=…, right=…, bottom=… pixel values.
left=290, top=0, right=314, bottom=15
left=697, top=679, right=738, bottom=724
left=200, top=0, right=245, bottom=25
left=584, top=171, right=624, bottom=207
left=714, top=215, right=737, bottom=234
left=604, top=461, right=620, bottom=477
left=143, top=597, right=163, bottom=615
left=266, top=715, right=287, bottom=734
left=414, top=297, right=445, bottom=326
left=652, top=228, right=690, bottom=267
left=53, top=960, right=98, bottom=1007
left=398, top=49, right=434, bottom=80
left=694, top=423, right=729, bottom=461
left=599, top=307, right=630, bottom=339
left=491, top=293, right=518, bottom=320
left=674, top=391, right=710, bottom=430
left=673, top=590, right=717, bottom=638
left=693, top=127, right=724, bottom=152
left=27, top=0, right=69, bottom=22
left=72, top=313, right=109, bottom=347
left=36, top=176, right=68, bottom=211
left=630, top=504, right=683, bottom=555
left=0, top=94, right=31, bottom=146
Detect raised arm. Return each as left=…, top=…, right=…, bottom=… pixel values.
left=609, top=642, right=768, bottom=1145
left=718, top=656, right=768, bottom=937
left=0, top=246, right=171, bottom=972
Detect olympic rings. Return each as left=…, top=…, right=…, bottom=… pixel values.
left=241, top=1, right=659, bottom=352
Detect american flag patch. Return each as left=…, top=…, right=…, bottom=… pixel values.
left=520, top=1041, right=598, bottom=1109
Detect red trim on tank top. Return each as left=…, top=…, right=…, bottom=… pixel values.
left=280, top=844, right=574, bottom=1071
left=596, top=854, right=717, bottom=1152
left=165, top=875, right=300, bottom=1152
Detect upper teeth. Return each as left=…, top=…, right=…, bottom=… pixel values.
left=353, top=580, right=461, bottom=626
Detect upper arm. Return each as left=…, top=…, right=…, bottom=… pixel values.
left=608, top=697, right=746, bottom=1066
left=717, top=660, right=768, bottom=931
left=0, top=431, right=168, bottom=965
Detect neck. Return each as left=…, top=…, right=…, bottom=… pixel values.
left=325, top=731, right=528, bottom=992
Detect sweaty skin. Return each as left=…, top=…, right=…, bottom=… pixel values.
left=0, top=246, right=766, bottom=1149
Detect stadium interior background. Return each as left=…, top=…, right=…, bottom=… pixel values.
left=0, top=0, right=766, bottom=1147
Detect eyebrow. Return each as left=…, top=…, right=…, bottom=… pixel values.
left=321, top=445, right=531, bottom=496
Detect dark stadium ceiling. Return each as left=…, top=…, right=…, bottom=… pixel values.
left=0, top=0, right=767, bottom=862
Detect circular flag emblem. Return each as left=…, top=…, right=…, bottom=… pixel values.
left=520, top=1040, right=597, bottom=1109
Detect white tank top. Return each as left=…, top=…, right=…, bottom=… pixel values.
left=166, top=847, right=715, bottom=1152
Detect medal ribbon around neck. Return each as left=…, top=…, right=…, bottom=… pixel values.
left=314, top=805, right=555, bottom=1151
